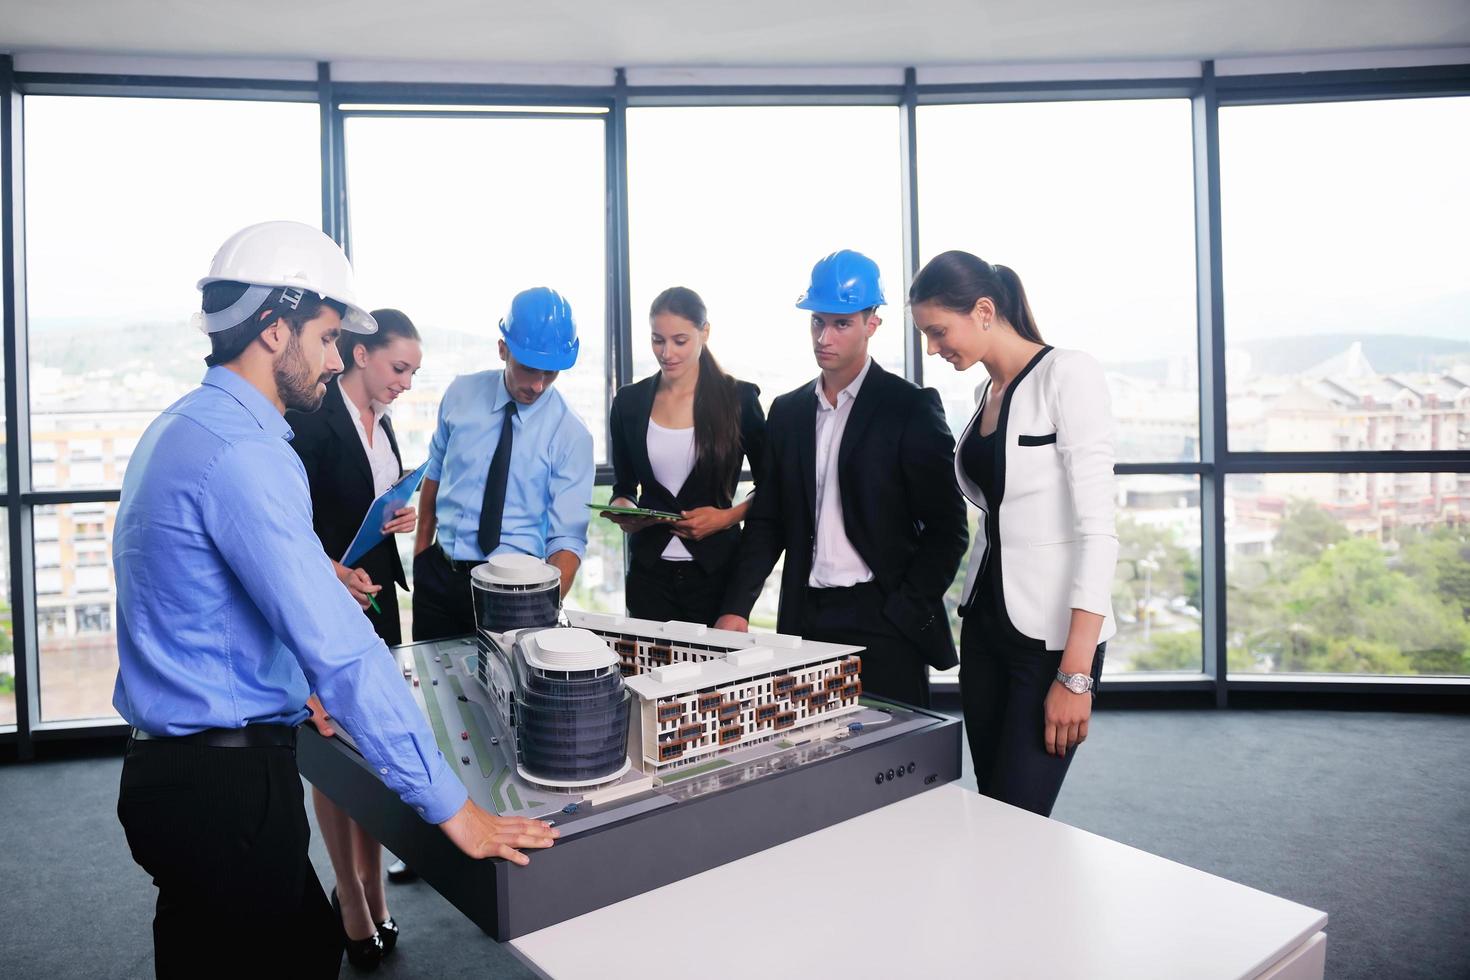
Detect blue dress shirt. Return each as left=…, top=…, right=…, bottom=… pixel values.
left=112, top=367, right=468, bottom=825
left=425, top=370, right=593, bottom=562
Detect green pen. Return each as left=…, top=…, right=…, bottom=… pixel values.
left=368, top=595, right=382, bottom=615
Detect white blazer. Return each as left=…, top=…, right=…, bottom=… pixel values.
left=955, top=346, right=1118, bottom=649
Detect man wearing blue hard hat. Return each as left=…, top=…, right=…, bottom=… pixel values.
left=413, top=287, right=594, bottom=639
left=716, top=250, right=968, bottom=708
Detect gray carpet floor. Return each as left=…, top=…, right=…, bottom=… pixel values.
left=2, top=709, right=1467, bottom=979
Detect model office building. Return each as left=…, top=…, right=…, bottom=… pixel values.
left=567, top=613, right=864, bottom=774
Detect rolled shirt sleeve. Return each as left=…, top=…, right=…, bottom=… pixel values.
left=1047, top=351, right=1119, bottom=618
left=424, top=377, right=458, bottom=484
left=202, top=439, right=468, bottom=824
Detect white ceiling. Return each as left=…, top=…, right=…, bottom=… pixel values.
left=1, top=0, right=1468, bottom=69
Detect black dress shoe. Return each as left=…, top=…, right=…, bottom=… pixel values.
left=331, top=887, right=386, bottom=972
left=386, top=859, right=418, bottom=883
left=376, top=915, right=399, bottom=955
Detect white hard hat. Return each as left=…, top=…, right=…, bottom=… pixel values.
left=194, top=220, right=376, bottom=335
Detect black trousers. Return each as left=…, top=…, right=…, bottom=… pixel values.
left=366, top=579, right=402, bottom=646
left=411, top=545, right=476, bottom=641
left=117, top=737, right=342, bottom=979
left=626, top=558, right=728, bottom=627
left=960, top=617, right=1105, bottom=817
left=798, top=582, right=931, bottom=709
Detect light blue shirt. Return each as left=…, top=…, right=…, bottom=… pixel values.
left=112, top=367, right=468, bottom=825
left=426, top=369, right=593, bottom=562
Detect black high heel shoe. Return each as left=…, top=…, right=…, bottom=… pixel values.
left=331, top=887, right=385, bottom=971
left=376, top=915, right=399, bottom=955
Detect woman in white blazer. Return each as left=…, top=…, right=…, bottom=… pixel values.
left=910, top=251, right=1118, bottom=817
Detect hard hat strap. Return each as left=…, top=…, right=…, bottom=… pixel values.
left=200, top=283, right=275, bottom=334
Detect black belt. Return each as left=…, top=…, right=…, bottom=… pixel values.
left=130, top=724, right=298, bottom=749
left=439, top=543, right=483, bottom=575
left=807, top=581, right=881, bottom=603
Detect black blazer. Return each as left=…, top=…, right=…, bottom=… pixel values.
left=286, top=377, right=407, bottom=592
left=720, top=361, right=969, bottom=670
left=609, top=374, right=767, bottom=574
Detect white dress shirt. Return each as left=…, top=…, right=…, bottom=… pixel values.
left=646, top=419, right=696, bottom=561
left=808, top=356, right=875, bottom=588
left=339, top=381, right=400, bottom=497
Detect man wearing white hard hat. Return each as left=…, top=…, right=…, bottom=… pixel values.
left=111, top=221, right=557, bottom=978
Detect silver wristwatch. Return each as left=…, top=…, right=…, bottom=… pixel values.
left=1056, top=669, right=1094, bottom=695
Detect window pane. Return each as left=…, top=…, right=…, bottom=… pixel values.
left=568, top=486, right=627, bottom=616
left=36, top=501, right=121, bottom=721
left=1226, top=473, right=1470, bottom=676
left=627, top=106, right=906, bottom=406
left=344, top=115, right=608, bottom=463
left=937, top=476, right=1203, bottom=677
left=917, top=100, right=1200, bottom=462
left=0, top=514, right=12, bottom=727
left=23, top=96, right=322, bottom=490
left=1108, top=476, right=1203, bottom=674
left=1220, top=98, right=1470, bottom=451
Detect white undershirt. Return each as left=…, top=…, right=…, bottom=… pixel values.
left=809, top=356, right=875, bottom=588
left=339, top=381, right=399, bottom=497
left=646, top=419, right=696, bottom=561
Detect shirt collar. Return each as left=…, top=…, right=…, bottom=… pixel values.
left=202, top=366, right=293, bottom=442
left=492, top=369, right=550, bottom=418
left=814, top=356, right=874, bottom=411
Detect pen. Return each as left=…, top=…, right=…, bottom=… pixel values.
left=368, top=595, right=382, bottom=615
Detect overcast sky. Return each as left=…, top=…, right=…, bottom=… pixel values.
left=20, top=94, right=1469, bottom=398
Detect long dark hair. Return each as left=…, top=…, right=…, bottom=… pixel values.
left=338, top=308, right=422, bottom=373
left=908, top=250, right=1045, bottom=344
left=650, top=287, right=742, bottom=501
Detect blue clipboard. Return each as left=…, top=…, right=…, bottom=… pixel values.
left=341, top=461, right=430, bottom=567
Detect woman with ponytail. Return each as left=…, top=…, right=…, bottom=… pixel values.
left=910, top=251, right=1118, bottom=817
left=607, top=287, right=767, bottom=625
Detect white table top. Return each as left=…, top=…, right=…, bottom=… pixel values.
left=511, top=784, right=1327, bottom=980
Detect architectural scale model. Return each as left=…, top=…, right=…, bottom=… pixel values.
left=298, top=553, right=963, bottom=940
left=470, top=554, right=865, bottom=785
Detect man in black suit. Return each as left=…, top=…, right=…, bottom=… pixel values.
left=714, top=250, right=968, bottom=707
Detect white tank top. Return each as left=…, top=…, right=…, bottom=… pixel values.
left=647, top=419, right=696, bottom=561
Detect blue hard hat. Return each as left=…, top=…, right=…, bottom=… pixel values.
left=796, top=250, right=886, bottom=314
left=499, top=287, right=579, bottom=371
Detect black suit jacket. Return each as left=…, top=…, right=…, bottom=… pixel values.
left=286, top=377, right=407, bottom=592
left=609, top=374, right=767, bottom=574
left=720, top=361, right=969, bottom=670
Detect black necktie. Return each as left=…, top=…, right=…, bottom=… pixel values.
left=478, top=402, right=517, bottom=555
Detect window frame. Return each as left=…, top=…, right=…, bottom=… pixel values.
left=1, top=56, right=1466, bottom=754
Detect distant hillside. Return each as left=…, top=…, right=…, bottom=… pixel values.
left=1236, top=334, right=1470, bottom=376
left=1106, top=333, right=1470, bottom=381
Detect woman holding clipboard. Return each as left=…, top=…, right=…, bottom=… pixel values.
left=287, top=307, right=422, bottom=970
left=607, top=287, right=766, bottom=626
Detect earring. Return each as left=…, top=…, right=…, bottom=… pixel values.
left=983, top=318, right=992, bottom=331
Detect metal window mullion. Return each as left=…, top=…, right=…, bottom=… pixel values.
left=606, top=69, right=633, bottom=464
left=2, top=58, right=38, bottom=754
left=1192, top=62, right=1229, bottom=708
left=899, top=68, right=923, bottom=388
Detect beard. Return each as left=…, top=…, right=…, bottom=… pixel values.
left=274, top=333, right=330, bottom=412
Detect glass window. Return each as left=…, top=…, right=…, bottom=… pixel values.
left=627, top=106, right=906, bottom=407
left=343, top=114, right=608, bottom=463
left=37, top=501, right=120, bottom=721
left=0, top=514, right=12, bottom=728
left=568, top=486, right=627, bottom=617
left=23, top=96, right=322, bottom=490
left=1226, top=473, right=1470, bottom=676
left=917, top=99, right=1200, bottom=463
left=938, top=475, right=1203, bottom=676
left=1220, top=97, right=1470, bottom=451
